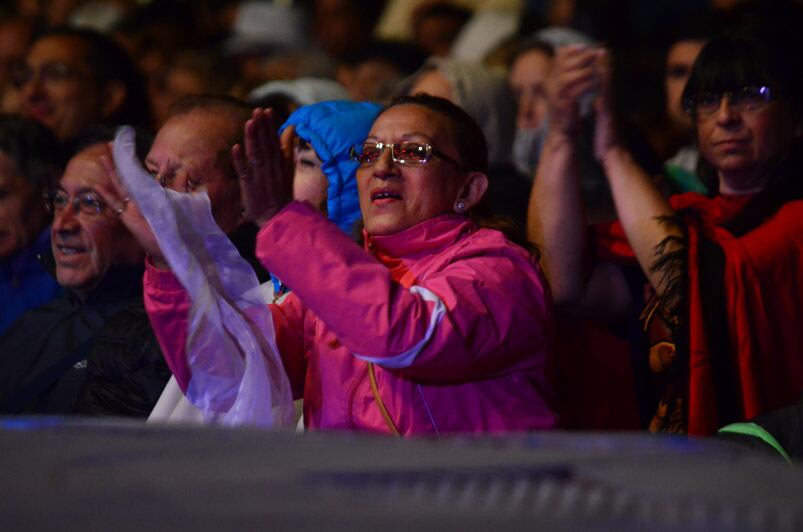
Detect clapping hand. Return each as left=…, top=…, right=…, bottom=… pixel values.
left=94, top=146, right=168, bottom=269
left=546, top=44, right=605, bottom=136
left=232, top=108, right=294, bottom=228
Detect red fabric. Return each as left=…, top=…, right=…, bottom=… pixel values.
left=593, top=221, right=636, bottom=262
left=368, top=241, right=417, bottom=288
left=678, top=193, right=803, bottom=434
left=554, top=223, right=643, bottom=431
left=554, top=315, right=641, bottom=430
left=587, top=192, right=803, bottom=434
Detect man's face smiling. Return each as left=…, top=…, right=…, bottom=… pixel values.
left=51, top=144, right=138, bottom=298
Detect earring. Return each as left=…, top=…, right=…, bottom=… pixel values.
left=455, top=199, right=466, bottom=212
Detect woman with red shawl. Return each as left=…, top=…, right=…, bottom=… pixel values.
left=529, top=30, right=803, bottom=435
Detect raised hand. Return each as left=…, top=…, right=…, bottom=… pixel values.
left=591, top=49, right=619, bottom=162
left=232, top=108, right=294, bottom=227
left=94, top=147, right=168, bottom=269
left=546, top=45, right=605, bottom=136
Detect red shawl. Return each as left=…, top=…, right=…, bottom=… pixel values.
left=552, top=313, right=642, bottom=430
left=676, top=193, right=803, bottom=434
left=589, top=192, right=803, bottom=435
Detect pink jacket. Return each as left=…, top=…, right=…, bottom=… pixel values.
left=145, top=202, right=557, bottom=434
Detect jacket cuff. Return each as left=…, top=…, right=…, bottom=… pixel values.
left=144, top=257, right=184, bottom=292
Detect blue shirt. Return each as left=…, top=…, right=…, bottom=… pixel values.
left=0, top=227, right=63, bottom=335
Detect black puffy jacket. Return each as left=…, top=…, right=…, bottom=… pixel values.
left=0, top=265, right=147, bottom=414
left=75, top=298, right=171, bottom=417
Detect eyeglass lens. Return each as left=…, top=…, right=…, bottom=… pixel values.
left=10, top=62, right=78, bottom=90
left=353, top=142, right=431, bottom=164
left=45, top=191, right=103, bottom=215
left=690, top=86, right=771, bottom=116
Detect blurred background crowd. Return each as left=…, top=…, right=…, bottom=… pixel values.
left=0, top=0, right=800, bottom=164
left=1, top=0, right=803, bottom=443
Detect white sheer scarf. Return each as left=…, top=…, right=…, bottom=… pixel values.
left=113, top=126, right=294, bottom=428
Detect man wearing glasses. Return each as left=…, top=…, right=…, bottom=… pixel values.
left=83, top=95, right=262, bottom=418
left=0, top=136, right=150, bottom=415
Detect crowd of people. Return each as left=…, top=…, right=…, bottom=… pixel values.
left=0, top=0, right=801, bottom=456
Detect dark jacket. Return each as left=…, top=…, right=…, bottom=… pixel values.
left=718, top=394, right=803, bottom=461
left=0, top=265, right=145, bottom=414
left=75, top=223, right=267, bottom=417
left=75, top=298, right=170, bottom=417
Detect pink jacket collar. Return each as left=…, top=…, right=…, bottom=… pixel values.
left=364, top=214, right=476, bottom=258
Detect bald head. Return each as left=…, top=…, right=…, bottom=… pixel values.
left=146, top=99, right=252, bottom=234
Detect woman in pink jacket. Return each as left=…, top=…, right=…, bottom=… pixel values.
left=133, top=94, right=557, bottom=434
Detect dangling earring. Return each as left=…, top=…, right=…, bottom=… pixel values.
left=455, top=199, right=466, bottom=213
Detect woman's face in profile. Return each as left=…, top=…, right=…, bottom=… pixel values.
left=292, top=140, right=328, bottom=213
left=356, top=104, right=466, bottom=236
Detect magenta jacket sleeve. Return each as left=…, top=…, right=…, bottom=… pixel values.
left=143, top=260, right=308, bottom=398
left=143, top=261, right=193, bottom=392
left=257, top=202, right=549, bottom=383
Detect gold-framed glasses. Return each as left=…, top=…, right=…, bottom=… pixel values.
left=43, top=190, right=104, bottom=215
left=349, top=141, right=464, bottom=170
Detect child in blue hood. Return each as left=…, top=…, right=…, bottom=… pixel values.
left=279, top=100, right=382, bottom=236
left=270, top=100, right=381, bottom=296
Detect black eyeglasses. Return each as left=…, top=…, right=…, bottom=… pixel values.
left=349, top=141, right=464, bottom=170
left=43, top=190, right=105, bottom=215
left=682, top=85, right=774, bottom=117
left=9, top=62, right=82, bottom=90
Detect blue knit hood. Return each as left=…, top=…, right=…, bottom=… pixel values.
left=280, top=100, right=382, bottom=235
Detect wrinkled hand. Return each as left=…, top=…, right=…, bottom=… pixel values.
left=546, top=45, right=605, bottom=136
left=94, top=150, right=168, bottom=269
left=232, top=108, right=294, bottom=227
